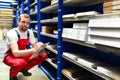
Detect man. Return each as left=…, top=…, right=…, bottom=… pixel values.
left=3, top=14, right=48, bottom=80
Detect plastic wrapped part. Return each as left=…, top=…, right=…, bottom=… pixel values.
left=62, top=14, right=76, bottom=19
left=76, top=11, right=100, bottom=18
left=63, top=52, right=79, bottom=60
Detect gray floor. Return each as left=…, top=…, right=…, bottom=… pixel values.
left=0, top=40, right=50, bottom=80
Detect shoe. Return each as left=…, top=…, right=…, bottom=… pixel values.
left=20, top=69, right=32, bottom=76
left=10, top=76, right=18, bottom=80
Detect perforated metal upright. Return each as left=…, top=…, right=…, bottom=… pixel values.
left=57, top=0, right=63, bottom=79
left=37, top=0, right=41, bottom=42
left=21, top=0, right=25, bottom=13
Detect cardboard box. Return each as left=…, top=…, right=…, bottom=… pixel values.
left=0, top=8, right=13, bottom=15
left=103, top=1, right=120, bottom=8
left=42, top=26, right=57, bottom=34
left=0, top=25, right=12, bottom=30
left=104, top=0, right=120, bottom=2
left=103, top=9, right=120, bottom=14
left=0, top=16, right=12, bottom=19
left=104, top=5, right=120, bottom=11
left=103, top=1, right=120, bottom=14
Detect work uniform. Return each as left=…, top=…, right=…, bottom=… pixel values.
left=3, top=28, right=48, bottom=77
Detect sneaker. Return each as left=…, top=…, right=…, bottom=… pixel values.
left=20, top=69, right=32, bottom=76
left=10, top=76, right=18, bottom=80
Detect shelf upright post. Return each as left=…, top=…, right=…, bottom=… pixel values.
left=15, top=6, right=19, bottom=27
left=57, top=0, right=63, bottom=79
left=27, top=0, right=30, bottom=14
left=21, top=0, right=25, bottom=13
left=37, top=0, right=41, bottom=42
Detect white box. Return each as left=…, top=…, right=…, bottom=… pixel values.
left=73, top=23, right=88, bottom=29
left=88, top=18, right=120, bottom=28
left=76, top=11, right=99, bottom=18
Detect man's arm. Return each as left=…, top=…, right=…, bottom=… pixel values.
left=7, top=29, right=40, bottom=57
left=9, top=43, right=37, bottom=57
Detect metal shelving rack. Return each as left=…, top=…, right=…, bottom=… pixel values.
left=40, top=0, right=120, bottom=80
left=17, top=0, right=120, bottom=80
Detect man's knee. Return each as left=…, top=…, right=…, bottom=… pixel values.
left=14, top=59, right=27, bottom=67
left=40, top=52, right=48, bottom=60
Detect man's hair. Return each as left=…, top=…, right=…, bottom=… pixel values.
left=18, top=14, right=30, bottom=21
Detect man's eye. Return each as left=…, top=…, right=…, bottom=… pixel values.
left=21, top=21, right=29, bottom=24
left=21, top=21, right=25, bottom=23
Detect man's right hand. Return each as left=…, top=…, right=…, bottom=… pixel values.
left=33, top=42, right=44, bottom=53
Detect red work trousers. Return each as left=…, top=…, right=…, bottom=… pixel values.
left=3, top=37, right=48, bottom=77
left=3, top=52, right=48, bottom=77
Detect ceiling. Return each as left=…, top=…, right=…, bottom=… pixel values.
left=0, top=0, right=18, bottom=8
left=0, top=0, right=16, bottom=2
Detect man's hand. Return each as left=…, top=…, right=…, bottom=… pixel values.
left=33, top=42, right=44, bottom=53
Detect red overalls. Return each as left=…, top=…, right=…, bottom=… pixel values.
left=3, top=31, right=48, bottom=77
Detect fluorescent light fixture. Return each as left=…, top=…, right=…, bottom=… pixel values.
left=0, top=0, right=16, bottom=2
left=0, top=3, right=11, bottom=5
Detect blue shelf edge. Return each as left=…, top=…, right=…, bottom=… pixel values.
left=40, top=65, right=56, bottom=80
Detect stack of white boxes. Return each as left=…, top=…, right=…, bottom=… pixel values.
left=88, top=18, right=120, bottom=48
left=62, top=11, right=100, bottom=42
left=62, top=23, right=88, bottom=41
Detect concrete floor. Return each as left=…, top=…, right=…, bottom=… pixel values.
left=0, top=40, right=50, bottom=80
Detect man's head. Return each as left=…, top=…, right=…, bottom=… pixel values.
left=18, top=14, right=30, bottom=32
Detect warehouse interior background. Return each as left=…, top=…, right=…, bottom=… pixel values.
left=0, top=0, right=120, bottom=80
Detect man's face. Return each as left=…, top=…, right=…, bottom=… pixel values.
left=18, top=16, right=30, bottom=32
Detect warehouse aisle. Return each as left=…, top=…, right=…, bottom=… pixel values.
left=0, top=40, right=50, bottom=80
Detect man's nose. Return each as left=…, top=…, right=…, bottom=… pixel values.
left=24, top=22, right=29, bottom=26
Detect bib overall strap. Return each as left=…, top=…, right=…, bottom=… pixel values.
left=15, top=29, right=20, bottom=39
left=15, top=29, right=30, bottom=39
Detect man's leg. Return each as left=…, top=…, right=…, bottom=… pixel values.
left=9, top=59, right=27, bottom=77
left=22, top=52, right=48, bottom=71
left=3, top=54, right=28, bottom=79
